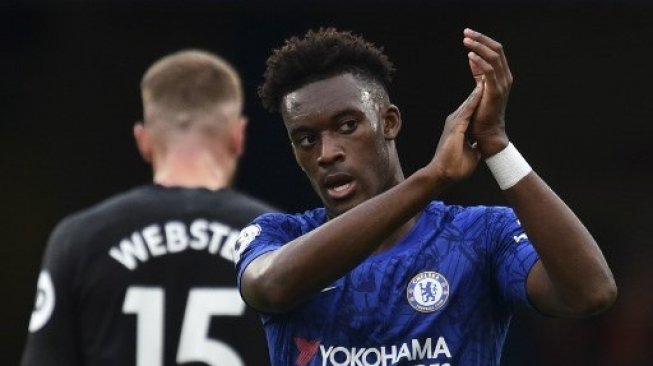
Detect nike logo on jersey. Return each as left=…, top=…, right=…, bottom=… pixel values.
left=320, top=286, right=338, bottom=293
left=513, top=232, right=528, bottom=243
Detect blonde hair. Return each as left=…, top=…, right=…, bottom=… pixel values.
left=141, top=50, right=243, bottom=127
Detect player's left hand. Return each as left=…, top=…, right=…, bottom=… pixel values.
left=463, top=28, right=511, bottom=157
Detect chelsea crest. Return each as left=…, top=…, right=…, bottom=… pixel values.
left=406, top=271, right=450, bottom=313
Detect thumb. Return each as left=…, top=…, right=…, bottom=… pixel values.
left=468, top=52, right=485, bottom=85
left=453, top=80, right=484, bottom=121
left=444, top=82, right=484, bottom=140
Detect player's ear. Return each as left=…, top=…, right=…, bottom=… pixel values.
left=382, top=104, right=402, bottom=140
left=229, top=116, right=247, bottom=158
left=133, top=122, right=153, bottom=163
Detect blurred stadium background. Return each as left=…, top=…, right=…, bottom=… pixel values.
left=2, top=0, right=652, bottom=365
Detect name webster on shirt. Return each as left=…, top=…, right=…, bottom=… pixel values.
left=108, top=218, right=241, bottom=270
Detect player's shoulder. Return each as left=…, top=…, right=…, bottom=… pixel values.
left=59, top=186, right=152, bottom=226
left=45, top=186, right=151, bottom=252
left=65, top=186, right=274, bottom=223
left=423, top=200, right=515, bottom=224
left=249, top=207, right=326, bottom=233
left=52, top=186, right=276, bottom=245
left=215, top=188, right=278, bottom=216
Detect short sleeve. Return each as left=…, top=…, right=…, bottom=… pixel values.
left=235, top=213, right=299, bottom=294
left=489, top=207, right=540, bottom=308
left=21, top=218, right=83, bottom=366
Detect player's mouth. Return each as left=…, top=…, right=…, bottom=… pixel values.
left=323, top=173, right=356, bottom=200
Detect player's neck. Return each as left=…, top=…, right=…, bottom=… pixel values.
left=374, top=213, right=420, bottom=254
left=152, top=148, right=234, bottom=191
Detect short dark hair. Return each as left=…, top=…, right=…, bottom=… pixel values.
left=259, top=27, right=395, bottom=112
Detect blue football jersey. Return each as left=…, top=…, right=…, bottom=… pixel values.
left=236, top=201, right=539, bottom=366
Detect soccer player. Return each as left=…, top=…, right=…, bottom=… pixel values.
left=22, top=50, right=276, bottom=366
left=236, top=28, right=617, bottom=365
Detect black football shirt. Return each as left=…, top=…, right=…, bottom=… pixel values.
left=21, top=185, right=276, bottom=366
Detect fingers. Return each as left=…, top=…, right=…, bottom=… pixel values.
left=467, top=52, right=500, bottom=98
left=455, top=83, right=484, bottom=118
left=437, top=82, right=484, bottom=154
left=454, top=82, right=484, bottom=120
left=468, top=56, right=485, bottom=85
left=463, top=28, right=513, bottom=94
left=464, top=28, right=510, bottom=75
left=444, top=82, right=484, bottom=136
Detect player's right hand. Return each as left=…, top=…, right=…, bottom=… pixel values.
left=428, top=81, right=484, bottom=185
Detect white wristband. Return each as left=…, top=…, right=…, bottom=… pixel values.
left=485, top=142, right=532, bottom=190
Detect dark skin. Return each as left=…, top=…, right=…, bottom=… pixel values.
left=242, top=29, right=617, bottom=316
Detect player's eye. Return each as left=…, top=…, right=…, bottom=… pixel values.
left=295, top=134, right=317, bottom=148
left=338, top=119, right=358, bottom=134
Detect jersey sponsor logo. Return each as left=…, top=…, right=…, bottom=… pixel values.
left=108, top=219, right=241, bottom=270
left=234, top=224, right=261, bottom=262
left=406, top=271, right=449, bottom=313
left=29, top=271, right=55, bottom=332
left=295, top=337, right=321, bottom=366
left=294, top=337, right=452, bottom=366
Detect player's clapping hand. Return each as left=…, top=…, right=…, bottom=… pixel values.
left=429, top=80, right=484, bottom=185
left=463, top=28, right=511, bottom=157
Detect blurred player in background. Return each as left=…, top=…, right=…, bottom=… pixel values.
left=235, top=28, right=617, bottom=365
left=21, top=49, right=276, bottom=366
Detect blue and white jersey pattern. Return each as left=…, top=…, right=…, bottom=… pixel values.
left=236, top=201, right=539, bottom=366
